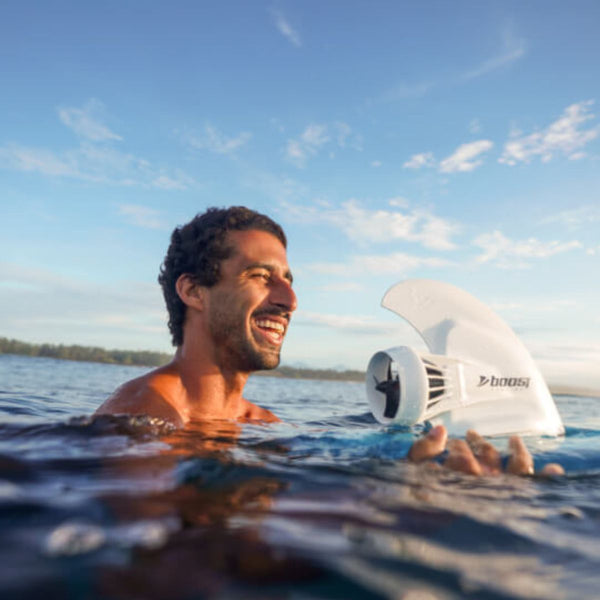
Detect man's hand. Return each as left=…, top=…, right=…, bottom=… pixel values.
left=408, top=425, right=564, bottom=476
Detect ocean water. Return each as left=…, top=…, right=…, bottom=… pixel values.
left=1, top=354, right=600, bottom=600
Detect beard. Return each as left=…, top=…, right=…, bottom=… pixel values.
left=208, top=300, right=282, bottom=372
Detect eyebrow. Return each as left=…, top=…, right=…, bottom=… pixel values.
left=245, top=262, right=294, bottom=285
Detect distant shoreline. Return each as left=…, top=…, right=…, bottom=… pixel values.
left=2, top=337, right=598, bottom=393
left=547, top=385, right=600, bottom=399
left=0, top=337, right=365, bottom=382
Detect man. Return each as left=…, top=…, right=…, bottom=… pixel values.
left=97, top=206, right=561, bottom=476
left=96, top=206, right=294, bottom=426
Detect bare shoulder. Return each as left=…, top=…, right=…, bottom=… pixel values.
left=241, top=400, right=281, bottom=423
left=95, top=366, right=184, bottom=427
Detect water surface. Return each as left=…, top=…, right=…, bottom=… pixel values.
left=1, top=354, right=599, bottom=599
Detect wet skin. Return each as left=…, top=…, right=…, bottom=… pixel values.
left=409, top=425, right=565, bottom=476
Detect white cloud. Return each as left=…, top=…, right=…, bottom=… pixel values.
left=271, top=8, right=301, bottom=47
left=388, top=197, right=409, bottom=208
left=333, top=201, right=458, bottom=250
left=185, top=124, right=252, bottom=155
left=301, top=123, right=329, bottom=147
left=460, top=29, right=526, bottom=81
left=0, top=142, right=194, bottom=190
left=473, top=230, right=582, bottom=268
left=286, top=124, right=328, bottom=167
left=307, top=251, right=453, bottom=277
left=403, top=152, right=435, bottom=170
left=151, top=174, right=192, bottom=191
left=499, top=100, right=599, bottom=165
left=284, top=199, right=460, bottom=251
left=0, top=144, right=78, bottom=177
left=118, top=204, right=166, bottom=229
left=541, top=205, right=600, bottom=230
left=439, top=140, right=494, bottom=173
left=294, top=310, right=392, bottom=334
left=58, top=99, right=122, bottom=142
left=285, top=122, right=358, bottom=167
left=0, top=102, right=195, bottom=190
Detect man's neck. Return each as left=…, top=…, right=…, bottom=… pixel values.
left=170, top=346, right=250, bottom=421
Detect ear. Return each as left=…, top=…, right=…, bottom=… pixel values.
left=175, top=274, right=206, bottom=311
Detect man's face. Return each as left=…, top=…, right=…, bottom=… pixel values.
left=205, top=229, right=297, bottom=372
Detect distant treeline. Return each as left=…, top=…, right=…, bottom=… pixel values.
left=257, top=365, right=365, bottom=382
left=0, top=337, right=365, bottom=381
left=0, top=337, right=172, bottom=367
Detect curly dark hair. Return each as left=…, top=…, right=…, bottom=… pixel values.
left=158, top=206, right=287, bottom=346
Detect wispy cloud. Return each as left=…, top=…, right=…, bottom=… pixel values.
left=285, top=122, right=359, bottom=167
left=183, top=124, right=252, bottom=155
left=499, top=100, right=599, bottom=165
left=0, top=144, right=77, bottom=177
left=307, top=251, right=453, bottom=278
left=58, top=99, right=122, bottom=142
left=0, top=101, right=195, bottom=190
left=286, top=124, right=329, bottom=166
left=439, top=140, right=494, bottom=173
left=294, top=310, right=393, bottom=334
left=403, top=152, right=435, bottom=170
left=0, top=142, right=194, bottom=189
left=460, top=29, right=526, bottom=81
left=270, top=8, right=301, bottom=47
left=284, top=199, right=460, bottom=251
left=118, top=204, right=166, bottom=229
left=541, top=205, right=600, bottom=230
left=473, top=230, right=582, bottom=268
left=404, top=140, right=493, bottom=173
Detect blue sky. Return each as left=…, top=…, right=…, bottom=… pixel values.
left=1, top=1, right=599, bottom=390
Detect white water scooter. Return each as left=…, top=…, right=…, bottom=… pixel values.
left=366, top=280, right=564, bottom=437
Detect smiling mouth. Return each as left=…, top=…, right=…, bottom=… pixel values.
left=254, top=317, right=287, bottom=345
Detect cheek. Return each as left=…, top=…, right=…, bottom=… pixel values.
left=242, top=287, right=267, bottom=310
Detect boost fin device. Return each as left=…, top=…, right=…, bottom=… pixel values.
left=366, top=279, right=564, bottom=437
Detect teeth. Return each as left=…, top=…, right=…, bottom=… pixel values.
left=255, top=319, right=285, bottom=333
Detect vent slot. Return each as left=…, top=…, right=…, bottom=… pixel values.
left=423, top=359, right=448, bottom=409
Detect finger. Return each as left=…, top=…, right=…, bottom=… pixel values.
left=538, top=463, right=565, bottom=477
left=444, top=439, right=482, bottom=476
left=466, top=430, right=501, bottom=475
left=408, top=425, right=447, bottom=463
left=506, top=436, right=534, bottom=475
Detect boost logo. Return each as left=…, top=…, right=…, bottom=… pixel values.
left=478, top=375, right=530, bottom=389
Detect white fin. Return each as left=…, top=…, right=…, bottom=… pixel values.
left=367, top=279, right=564, bottom=437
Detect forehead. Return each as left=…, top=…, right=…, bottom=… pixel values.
left=225, top=229, right=289, bottom=268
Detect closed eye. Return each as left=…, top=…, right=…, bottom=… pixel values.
left=249, top=269, right=271, bottom=281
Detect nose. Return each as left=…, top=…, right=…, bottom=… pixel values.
left=271, top=277, right=297, bottom=313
